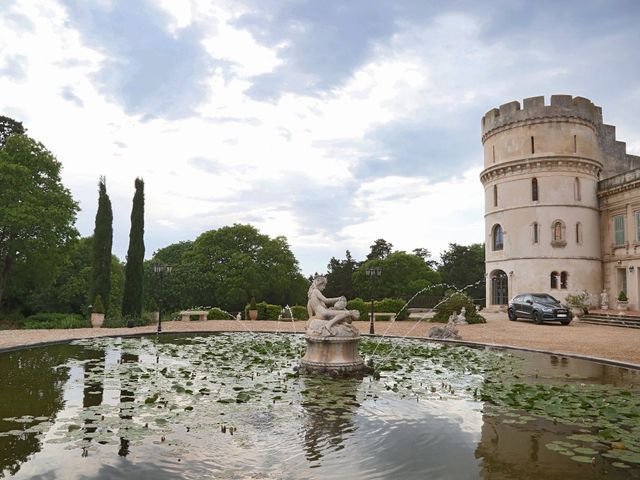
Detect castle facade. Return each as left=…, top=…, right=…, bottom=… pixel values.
left=480, top=95, right=640, bottom=310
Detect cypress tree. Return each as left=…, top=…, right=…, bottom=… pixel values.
left=91, top=177, right=113, bottom=314
left=122, top=178, right=145, bottom=318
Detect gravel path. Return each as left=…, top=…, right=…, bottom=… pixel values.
left=1, top=313, right=639, bottom=367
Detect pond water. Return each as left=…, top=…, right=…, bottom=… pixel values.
left=0, top=333, right=639, bottom=479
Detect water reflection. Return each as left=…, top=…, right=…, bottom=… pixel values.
left=0, top=345, right=77, bottom=478
left=118, top=351, right=137, bottom=458
left=299, top=376, right=361, bottom=464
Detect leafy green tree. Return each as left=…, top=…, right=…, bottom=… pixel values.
left=121, top=178, right=145, bottom=318
left=366, top=238, right=393, bottom=261
left=147, top=225, right=308, bottom=312
left=438, top=243, right=485, bottom=301
left=90, top=177, right=113, bottom=313
left=353, top=251, right=440, bottom=300
left=0, top=134, right=79, bottom=308
left=0, top=116, right=25, bottom=147
left=27, top=237, right=125, bottom=315
left=324, top=250, right=358, bottom=298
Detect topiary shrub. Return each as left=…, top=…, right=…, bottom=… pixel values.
left=618, top=290, right=628, bottom=302
left=207, top=307, right=229, bottom=320
left=250, top=296, right=257, bottom=310
left=433, top=292, right=486, bottom=324
left=92, top=295, right=105, bottom=314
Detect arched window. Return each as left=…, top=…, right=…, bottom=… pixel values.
left=551, top=220, right=566, bottom=246
left=493, top=185, right=498, bottom=207
left=560, top=271, right=568, bottom=289
left=576, top=222, right=583, bottom=244
left=550, top=271, right=558, bottom=289
left=492, top=224, right=504, bottom=251
left=532, top=178, right=538, bottom=202
left=574, top=177, right=581, bottom=201
left=532, top=222, right=539, bottom=244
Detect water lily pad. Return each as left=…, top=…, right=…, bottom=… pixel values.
left=570, top=455, right=593, bottom=464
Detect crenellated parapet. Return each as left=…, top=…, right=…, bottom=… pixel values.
left=481, top=95, right=602, bottom=142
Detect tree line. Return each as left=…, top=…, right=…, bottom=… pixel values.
left=0, top=115, right=485, bottom=321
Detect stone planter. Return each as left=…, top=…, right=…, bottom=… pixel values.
left=616, top=300, right=629, bottom=311
left=90, top=313, right=105, bottom=328
left=249, top=309, right=258, bottom=320
left=570, top=307, right=583, bottom=321
left=151, top=311, right=160, bottom=324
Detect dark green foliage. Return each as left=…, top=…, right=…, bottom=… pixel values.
left=122, top=178, right=145, bottom=318
left=438, top=243, right=485, bottom=301
left=102, top=311, right=152, bottom=328
left=146, top=225, right=308, bottom=312
left=250, top=296, right=257, bottom=310
left=366, top=238, right=393, bottom=260
left=0, top=134, right=79, bottom=310
left=280, top=305, right=308, bottom=320
left=90, top=178, right=113, bottom=313
left=24, top=313, right=89, bottom=329
left=353, top=251, right=441, bottom=301
left=0, top=115, right=25, bottom=147
left=207, top=307, right=230, bottom=320
left=92, top=295, right=104, bottom=314
left=324, top=250, right=358, bottom=298
left=346, top=298, right=368, bottom=320
left=618, top=291, right=628, bottom=302
left=433, top=292, right=486, bottom=324
left=148, top=297, right=158, bottom=312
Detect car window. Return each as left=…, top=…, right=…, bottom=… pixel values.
left=524, top=295, right=533, bottom=303
left=512, top=295, right=522, bottom=303
left=532, top=294, right=558, bottom=303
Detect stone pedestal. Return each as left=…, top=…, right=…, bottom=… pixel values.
left=299, top=335, right=364, bottom=375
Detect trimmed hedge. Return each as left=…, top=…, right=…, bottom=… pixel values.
left=281, top=305, right=309, bottom=320
left=25, top=313, right=90, bottom=329
left=346, top=297, right=409, bottom=321
left=432, top=292, right=486, bottom=324
left=207, top=307, right=230, bottom=320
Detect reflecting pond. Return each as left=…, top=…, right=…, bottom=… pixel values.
left=1, top=333, right=639, bottom=479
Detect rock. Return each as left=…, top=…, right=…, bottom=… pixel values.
left=428, top=323, right=462, bottom=340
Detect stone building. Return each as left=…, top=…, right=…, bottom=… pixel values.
left=480, top=95, right=640, bottom=310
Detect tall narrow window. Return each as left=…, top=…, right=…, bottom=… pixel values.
left=636, top=211, right=640, bottom=242
left=614, top=215, right=625, bottom=245
left=531, top=136, right=535, bottom=154
left=493, top=185, right=498, bottom=207
left=560, top=271, right=568, bottom=289
left=619, top=268, right=628, bottom=295
left=492, top=224, right=504, bottom=251
left=492, top=145, right=496, bottom=163
left=574, top=177, right=581, bottom=201
left=550, top=271, right=558, bottom=289
left=533, top=222, right=539, bottom=244
left=573, top=134, right=577, bottom=153
left=532, top=178, right=538, bottom=201
left=576, top=222, right=582, bottom=244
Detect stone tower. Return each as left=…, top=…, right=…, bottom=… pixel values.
left=480, top=95, right=604, bottom=308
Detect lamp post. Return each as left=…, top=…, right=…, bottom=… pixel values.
left=365, top=267, right=382, bottom=334
left=153, top=263, right=173, bottom=333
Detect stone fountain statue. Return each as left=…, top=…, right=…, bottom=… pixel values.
left=299, top=276, right=364, bottom=375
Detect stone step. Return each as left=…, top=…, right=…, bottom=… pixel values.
left=580, top=314, right=640, bottom=329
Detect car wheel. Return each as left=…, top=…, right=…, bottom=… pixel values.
left=560, top=319, right=571, bottom=325
left=508, top=308, right=517, bottom=321
left=533, top=311, right=544, bottom=325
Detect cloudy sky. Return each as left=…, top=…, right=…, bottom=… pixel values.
left=1, top=0, right=639, bottom=275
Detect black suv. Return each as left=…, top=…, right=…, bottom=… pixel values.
left=507, top=293, right=571, bottom=325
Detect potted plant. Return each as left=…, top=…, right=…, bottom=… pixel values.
left=149, top=298, right=160, bottom=324
left=91, top=295, right=105, bottom=328
left=248, top=296, right=258, bottom=320
left=564, top=291, right=590, bottom=320
left=617, top=291, right=629, bottom=311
